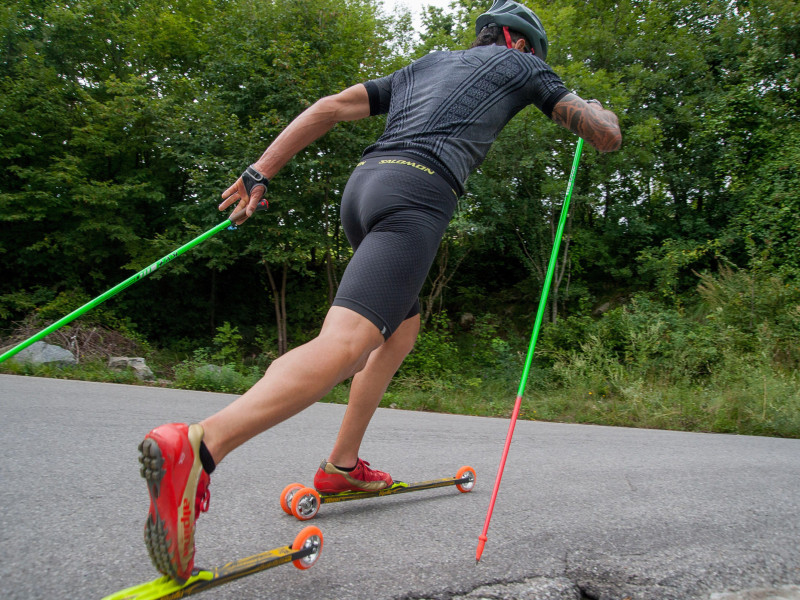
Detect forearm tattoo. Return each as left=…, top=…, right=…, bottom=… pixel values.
left=551, top=94, right=621, bottom=152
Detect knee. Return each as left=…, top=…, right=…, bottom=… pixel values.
left=321, top=331, right=382, bottom=379
left=384, top=322, right=419, bottom=364
left=345, top=343, right=373, bottom=375
left=396, top=316, right=421, bottom=354
left=397, top=331, right=418, bottom=359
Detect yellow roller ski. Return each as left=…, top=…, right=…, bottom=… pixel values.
left=102, top=526, right=322, bottom=600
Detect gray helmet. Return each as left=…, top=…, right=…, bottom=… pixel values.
left=475, top=0, right=548, bottom=60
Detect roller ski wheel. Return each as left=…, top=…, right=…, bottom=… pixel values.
left=455, top=465, right=476, bottom=493
left=291, top=486, right=322, bottom=521
left=280, top=482, right=305, bottom=515
left=291, top=525, right=323, bottom=569
left=283, top=465, right=476, bottom=521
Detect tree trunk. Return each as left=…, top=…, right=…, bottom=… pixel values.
left=549, top=202, right=574, bottom=324
left=517, top=198, right=574, bottom=325
left=210, top=269, right=218, bottom=335
left=264, top=261, right=289, bottom=356
left=325, top=250, right=338, bottom=305
left=421, top=240, right=469, bottom=326
left=322, top=182, right=340, bottom=305
left=280, top=264, right=287, bottom=355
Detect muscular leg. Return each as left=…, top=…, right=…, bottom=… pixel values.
left=327, top=314, right=420, bottom=468
left=200, top=306, right=384, bottom=464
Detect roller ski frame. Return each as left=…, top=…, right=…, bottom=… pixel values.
left=280, top=465, right=476, bottom=521
left=101, top=526, right=322, bottom=600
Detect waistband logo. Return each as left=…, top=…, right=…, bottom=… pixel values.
left=377, top=159, right=435, bottom=175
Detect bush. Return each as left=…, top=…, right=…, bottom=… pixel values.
left=399, top=313, right=457, bottom=378
left=173, top=359, right=261, bottom=394
left=210, top=321, right=243, bottom=366
left=537, top=268, right=800, bottom=437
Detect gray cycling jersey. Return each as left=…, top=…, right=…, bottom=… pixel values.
left=362, top=45, right=570, bottom=195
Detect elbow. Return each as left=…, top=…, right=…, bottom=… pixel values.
left=314, top=86, right=369, bottom=124
left=311, top=95, right=343, bottom=128
left=595, top=127, right=622, bottom=153
left=605, top=130, right=623, bottom=153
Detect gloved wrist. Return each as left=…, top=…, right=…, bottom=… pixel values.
left=242, top=165, right=269, bottom=195
left=241, top=165, right=269, bottom=212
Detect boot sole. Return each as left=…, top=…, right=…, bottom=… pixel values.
left=139, top=437, right=186, bottom=584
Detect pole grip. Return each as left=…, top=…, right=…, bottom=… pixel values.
left=229, top=208, right=248, bottom=224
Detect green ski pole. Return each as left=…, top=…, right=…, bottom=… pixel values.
left=476, top=137, right=584, bottom=562
left=0, top=209, right=250, bottom=365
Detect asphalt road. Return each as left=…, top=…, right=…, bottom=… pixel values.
left=1, top=374, right=799, bottom=600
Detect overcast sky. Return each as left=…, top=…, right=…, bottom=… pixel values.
left=382, top=0, right=455, bottom=27
left=386, top=0, right=453, bottom=13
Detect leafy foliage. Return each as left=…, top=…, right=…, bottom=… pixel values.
left=1, top=0, right=798, bottom=436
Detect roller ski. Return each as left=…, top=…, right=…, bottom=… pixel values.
left=280, top=461, right=476, bottom=521
left=101, top=525, right=323, bottom=600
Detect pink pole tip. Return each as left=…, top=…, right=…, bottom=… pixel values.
left=475, top=534, right=488, bottom=563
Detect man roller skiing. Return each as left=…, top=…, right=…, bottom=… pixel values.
left=140, top=0, right=621, bottom=583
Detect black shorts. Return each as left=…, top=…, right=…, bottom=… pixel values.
left=332, top=155, right=459, bottom=340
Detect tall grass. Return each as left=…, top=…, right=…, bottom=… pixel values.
left=366, top=269, right=800, bottom=438
left=3, top=268, right=798, bottom=438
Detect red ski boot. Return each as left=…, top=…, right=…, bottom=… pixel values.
left=139, top=423, right=210, bottom=583
left=313, top=458, right=393, bottom=494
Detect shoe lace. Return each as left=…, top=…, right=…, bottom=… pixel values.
left=196, top=471, right=211, bottom=516
left=355, top=458, right=389, bottom=482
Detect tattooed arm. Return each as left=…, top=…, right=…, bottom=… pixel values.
left=551, top=94, right=622, bottom=153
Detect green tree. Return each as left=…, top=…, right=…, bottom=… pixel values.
left=183, top=0, right=402, bottom=353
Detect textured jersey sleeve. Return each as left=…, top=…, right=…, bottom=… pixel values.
left=363, top=73, right=394, bottom=116
left=527, top=57, right=570, bottom=119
